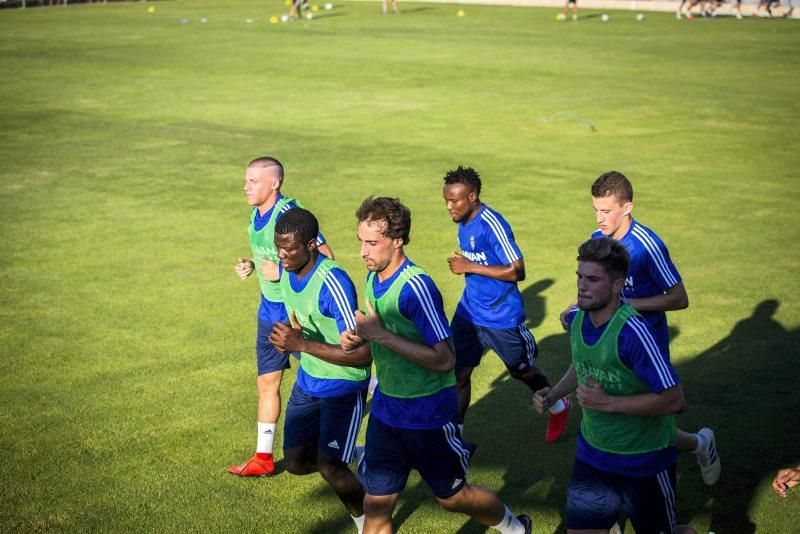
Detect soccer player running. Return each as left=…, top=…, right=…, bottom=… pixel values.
left=229, top=157, right=333, bottom=477
left=558, top=171, right=720, bottom=486
left=342, top=197, right=532, bottom=534
left=536, top=237, right=695, bottom=534
left=442, top=166, right=570, bottom=443
left=268, top=207, right=371, bottom=532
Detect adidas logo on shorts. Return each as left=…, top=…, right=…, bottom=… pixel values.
left=328, top=440, right=340, bottom=449
left=451, top=478, right=463, bottom=490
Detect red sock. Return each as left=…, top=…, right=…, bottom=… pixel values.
left=256, top=452, right=273, bottom=461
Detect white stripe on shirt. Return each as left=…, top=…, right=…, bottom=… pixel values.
left=323, top=271, right=357, bottom=331
left=405, top=272, right=448, bottom=342
left=480, top=210, right=520, bottom=264
left=627, top=316, right=676, bottom=389
left=631, top=225, right=679, bottom=288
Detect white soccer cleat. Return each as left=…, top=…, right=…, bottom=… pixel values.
left=696, top=428, right=721, bottom=485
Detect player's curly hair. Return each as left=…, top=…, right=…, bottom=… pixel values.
left=577, top=237, right=630, bottom=281
left=355, top=197, right=411, bottom=245
left=443, top=166, right=482, bottom=197
left=591, top=171, right=633, bottom=203
left=275, top=207, right=319, bottom=245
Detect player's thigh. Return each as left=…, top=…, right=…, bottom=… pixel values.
left=566, top=460, right=621, bottom=531
left=622, top=464, right=678, bottom=534
left=319, top=388, right=367, bottom=463
left=283, top=384, right=321, bottom=451
left=412, top=422, right=470, bottom=499
left=256, top=319, right=291, bottom=376
left=361, top=417, right=412, bottom=497
left=451, top=314, right=485, bottom=369
left=479, top=323, right=538, bottom=374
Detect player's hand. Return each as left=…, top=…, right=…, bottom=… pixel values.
left=577, top=377, right=612, bottom=412
left=533, top=387, right=553, bottom=414
left=269, top=312, right=305, bottom=353
left=235, top=258, right=255, bottom=280
left=258, top=258, right=279, bottom=281
left=355, top=300, right=385, bottom=341
left=447, top=250, right=472, bottom=275
left=772, top=467, right=800, bottom=498
left=341, top=329, right=365, bottom=354
left=559, top=307, right=571, bottom=331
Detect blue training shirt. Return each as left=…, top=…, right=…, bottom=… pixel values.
left=453, top=204, right=526, bottom=329
left=567, top=308, right=680, bottom=477
left=370, top=259, right=459, bottom=430
left=286, top=254, right=368, bottom=398
left=592, top=219, right=682, bottom=356
left=253, top=194, right=326, bottom=324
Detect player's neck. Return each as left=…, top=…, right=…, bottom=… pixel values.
left=295, top=251, right=318, bottom=280
left=376, top=252, right=407, bottom=283
left=588, top=296, right=621, bottom=327
left=256, top=190, right=280, bottom=216
left=464, top=201, right=482, bottom=223
left=612, top=216, right=633, bottom=240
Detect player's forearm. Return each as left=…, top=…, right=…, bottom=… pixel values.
left=464, top=261, right=525, bottom=282
left=605, top=385, right=684, bottom=416
left=548, top=365, right=578, bottom=401
left=298, top=339, right=372, bottom=367
left=371, top=333, right=454, bottom=372
left=627, top=282, right=688, bottom=312
left=319, top=243, right=334, bottom=260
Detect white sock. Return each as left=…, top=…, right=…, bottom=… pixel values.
left=692, top=433, right=705, bottom=455
left=549, top=398, right=566, bottom=414
left=351, top=514, right=365, bottom=534
left=492, top=506, right=525, bottom=533
left=257, top=422, right=276, bottom=454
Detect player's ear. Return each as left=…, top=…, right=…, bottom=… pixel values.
left=612, top=276, right=625, bottom=295
left=392, top=237, right=404, bottom=250
left=622, top=201, right=633, bottom=217
left=307, top=238, right=318, bottom=252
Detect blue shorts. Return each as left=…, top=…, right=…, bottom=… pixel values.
left=567, top=459, right=677, bottom=533
left=451, top=314, right=538, bottom=373
left=256, top=319, right=291, bottom=376
left=283, top=383, right=366, bottom=463
left=360, top=416, right=469, bottom=499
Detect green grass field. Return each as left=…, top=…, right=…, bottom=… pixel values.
left=1, top=0, right=799, bottom=531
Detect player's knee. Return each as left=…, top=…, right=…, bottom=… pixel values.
left=317, top=457, right=346, bottom=484
left=363, top=494, right=393, bottom=516
left=436, top=486, right=472, bottom=513
left=284, top=457, right=306, bottom=475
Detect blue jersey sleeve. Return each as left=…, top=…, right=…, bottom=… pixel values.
left=318, top=268, right=358, bottom=334
left=618, top=316, right=679, bottom=393
left=397, top=274, right=452, bottom=347
left=481, top=208, right=523, bottom=265
left=630, top=225, right=681, bottom=293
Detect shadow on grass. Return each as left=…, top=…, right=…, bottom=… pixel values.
left=449, top=297, right=799, bottom=531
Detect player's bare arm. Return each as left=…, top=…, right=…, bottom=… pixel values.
left=447, top=251, right=525, bottom=282
left=559, top=298, right=579, bottom=330
left=355, top=300, right=454, bottom=372
left=577, top=378, right=685, bottom=416
left=269, top=312, right=372, bottom=367
left=534, top=365, right=577, bottom=413
left=318, top=243, right=334, bottom=260
left=626, top=281, right=689, bottom=313
left=257, top=257, right=280, bottom=281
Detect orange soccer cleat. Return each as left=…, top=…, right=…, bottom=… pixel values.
left=228, top=454, right=275, bottom=477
